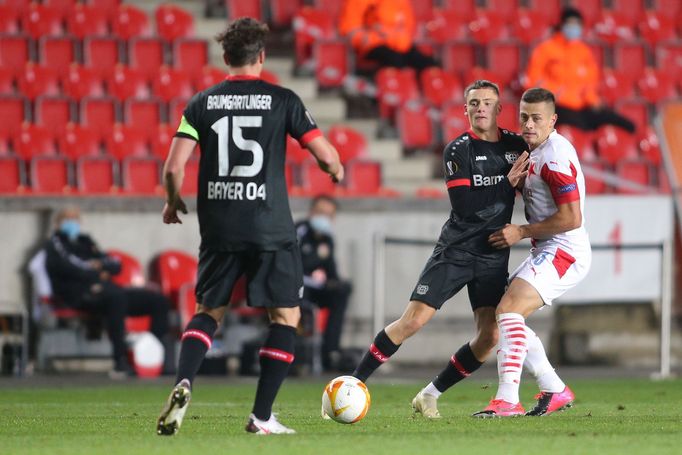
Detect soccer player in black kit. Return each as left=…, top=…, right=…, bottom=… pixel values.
left=156, top=18, right=343, bottom=435
left=350, top=80, right=529, bottom=418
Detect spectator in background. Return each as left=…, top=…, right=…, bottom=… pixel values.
left=524, top=7, right=635, bottom=133
left=44, top=206, right=171, bottom=378
left=339, top=0, right=437, bottom=73
left=296, top=195, right=352, bottom=372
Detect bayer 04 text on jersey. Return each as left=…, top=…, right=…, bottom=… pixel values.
left=207, top=181, right=266, bottom=201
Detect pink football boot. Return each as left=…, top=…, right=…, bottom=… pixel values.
left=526, top=386, right=575, bottom=416
left=472, top=399, right=525, bottom=418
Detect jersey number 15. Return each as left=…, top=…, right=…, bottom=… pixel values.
left=211, top=115, right=263, bottom=177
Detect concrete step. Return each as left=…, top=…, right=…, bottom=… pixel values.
left=382, top=158, right=434, bottom=181
left=278, top=76, right=317, bottom=99
left=303, top=97, right=346, bottom=121
left=366, top=140, right=402, bottom=162
left=385, top=179, right=445, bottom=197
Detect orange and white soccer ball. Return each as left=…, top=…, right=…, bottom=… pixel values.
left=321, top=375, right=371, bottom=424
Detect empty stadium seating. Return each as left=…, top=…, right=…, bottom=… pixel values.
left=76, top=156, right=118, bottom=194
left=151, top=250, right=198, bottom=309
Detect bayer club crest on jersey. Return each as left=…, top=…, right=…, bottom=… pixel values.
left=505, top=152, right=520, bottom=164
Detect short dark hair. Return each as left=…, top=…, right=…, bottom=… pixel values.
left=215, top=17, right=268, bottom=67
left=310, top=194, right=338, bottom=210
left=521, top=88, right=556, bottom=106
left=560, top=7, right=583, bottom=25
left=463, top=80, right=500, bottom=100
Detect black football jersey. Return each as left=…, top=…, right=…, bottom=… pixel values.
left=176, top=75, right=321, bottom=251
left=438, top=128, right=528, bottom=258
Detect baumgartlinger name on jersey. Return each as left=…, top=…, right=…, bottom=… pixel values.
left=207, top=181, right=266, bottom=200
left=206, top=94, right=273, bottom=110
left=472, top=174, right=505, bottom=187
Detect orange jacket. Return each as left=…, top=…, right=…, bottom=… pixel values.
left=339, top=0, right=415, bottom=55
left=525, top=33, right=600, bottom=110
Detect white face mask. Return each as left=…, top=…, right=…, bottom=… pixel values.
left=562, top=23, right=583, bottom=41
left=310, top=215, right=333, bottom=235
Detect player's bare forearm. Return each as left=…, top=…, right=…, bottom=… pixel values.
left=306, top=136, right=344, bottom=182
left=162, top=137, right=195, bottom=224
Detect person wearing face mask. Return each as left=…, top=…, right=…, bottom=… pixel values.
left=43, top=206, right=171, bottom=378
left=524, top=7, right=635, bottom=133
left=295, top=195, right=352, bottom=372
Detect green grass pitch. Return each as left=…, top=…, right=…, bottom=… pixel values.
left=1, top=378, right=681, bottom=455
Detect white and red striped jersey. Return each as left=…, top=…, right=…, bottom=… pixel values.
left=522, top=130, right=589, bottom=250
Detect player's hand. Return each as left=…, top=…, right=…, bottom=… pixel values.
left=507, top=151, right=529, bottom=188
left=331, top=164, right=344, bottom=183
left=489, top=223, right=525, bottom=249
left=163, top=197, right=188, bottom=224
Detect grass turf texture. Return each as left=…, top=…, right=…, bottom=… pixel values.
left=1, top=378, right=680, bottom=455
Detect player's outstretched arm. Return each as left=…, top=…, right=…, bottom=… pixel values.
left=306, top=136, right=344, bottom=183
left=162, top=137, right=195, bottom=224
left=488, top=201, right=582, bottom=249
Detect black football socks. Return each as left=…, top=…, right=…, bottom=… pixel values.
left=433, top=343, right=483, bottom=393
left=352, top=329, right=400, bottom=383
left=175, top=313, right=218, bottom=387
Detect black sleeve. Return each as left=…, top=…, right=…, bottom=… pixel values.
left=444, top=141, right=514, bottom=220
left=174, top=92, right=203, bottom=141
left=324, top=239, right=339, bottom=281
left=44, top=236, right=101, bottom=283
left=286, top=90, right=322, bottom=147
left=81, top=236, right=122, bottom=275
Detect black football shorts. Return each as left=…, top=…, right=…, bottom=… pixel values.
left=409, top=249, right=508, bottom=311
left=195, top=244, right=303, bottom=309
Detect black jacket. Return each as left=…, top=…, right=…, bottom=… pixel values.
left=295, top=220, right=339, bottom=288
left=44, top=232, right=121, bottom=305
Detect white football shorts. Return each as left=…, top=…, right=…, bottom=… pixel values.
left=509, top=240, right=592, bottom=305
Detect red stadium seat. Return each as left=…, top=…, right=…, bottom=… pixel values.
left=442, top=0, right=476, bottom=19
left=613, top=43, right=646, bottom=80
left=524, top=0, right=562, bottom=23
left=22, top=4, right=63, bottom=39
left=468, top=10, right=508, bottom=44
left=0, top=35, right=29, bottom=77
left=497, top=101, right=520, bottom=132
left=121, top=157, right=161, bottom=195
left=0, top=157, right=26, bottom=193
left=226, top=0, right=262, bottom=21
left=43, top=0, right=77, bottom=16
left=150, top=123, right=176, bottom=160
left=581, top=159, right=608, bottom=194
left=585, top=40, right=605, bottom=70
left=193, top=65, right=227, bottom=91
left=327, top=125, right=367, bottom=163
left=112, top=4, right=150, bottom=40
left=107, top=65, right=150, bottom=101
left=345, top=160, right=383, bottom=196
left=129, top=38, right=166, bottom=80
left=66, top=3, right=109, bottom=38
left=0, top=68, right=13, bottom=95
left=30, top=156, right=72, bottom=194
left=299, top=160, right=339, bottom=196
left=35, top=96, right=72, bottom=136
left=313, top=0, right=344, bottom=19
left=293, top=8, right=335, bottom=69
left=639, top=126, right=662, bottom=166
left=2, top=0, right=31, bottom=15
left=615, top=160, right=651, bottom=194
left=637, top=67, right=678, bottom=103
left=607, top=0, right=644, bottom=27
left=639, top=10, right=677, bottom=46
left=168, top=97, right=189, bottom=127
left=425, top=8, right=468, bottom=43
left=513, top=8, right=551, bottom=45
left=15, top=123, right=57, bottom=160
left=59, top=124, right=101, bottom=159
left=655, top=43, right=682, bottom=76
left=397, top=102, right=434, bottom=149
left=600, top=68, right=636, bottom=106
left=124, top=99, right=162, bottom=132
left=485, top=0, right=519, bottom=18
left=556, top=125, right=596, bottom=161
left=420, top=67, right=463, bottom=109
left=105, top=124, right=149, bottom=160
left=657, top=166, right=671, bottom=194
left=375, top=67, right=420, bottom=120
left=80, top=97, right=118, bottom=138
left=106, top=249, right=150, bottom=332
left=565, top=0, right=602, bottom=27
left=152, top=250, right=198, bottom=308
left=269, top=0, right=303, bottom=27
left=155, top=4, right=194, bottom=42
left=464, top=66, right=505, bottom=92
left=442, top=41, right=477, bottom=78
left=152, top=67, right=194, bottom=102
left=286, top=134, right=311, bottom=164
left=0, top=5, right=20, bottom=34
left=594, top=11, right=636, bottom=44
left=172, top=39, right=208, bottom=70
left=314, top=40, right=348, bottom=89
left=76, top=156, right=118, bottom=194
left=487, top=42, right=522, bottom=87
left=183, top=158, right=199, bottom=195
left=595, top=126, right=638, bottom=165
left=83, top=37, right=120, bottom=78
left=616, top=99, right=649, bottom=133
left=441, top=101, right=470, bottom=143
left=86, top=0, right=120, bottom=18
left=0, top=95, right=27, bottom=138
left=18, top=63, right=59, bottom=100
left=62, top=64, right=105, bottom=101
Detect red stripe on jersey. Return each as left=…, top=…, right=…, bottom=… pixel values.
left=552, top=247, right=576, bottom=279
left=299, top=128, right=323, bottom=147
left=259, top=347, right=295, bottom=363
left=540, top=162, right=580, bottom=205
left=225, top=75, right=261, bottom=81
left=182, top=329, right=212, bottom=349
left=446, top=178, right=471, bottom=188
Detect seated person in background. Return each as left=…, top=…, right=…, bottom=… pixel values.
left=339, top=0, right=437, bottom=73
left=44, top=206, right=171, bottom=377
left=524, top=7, right=635, bottom=133
left=296, top=195, right=352, bottom=371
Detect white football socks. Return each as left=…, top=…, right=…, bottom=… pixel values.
left=494, top=313, right=528, bottom=404
left=524, top=325, right=565, bottom=393
left=422, top=382, right=442, bottom=398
